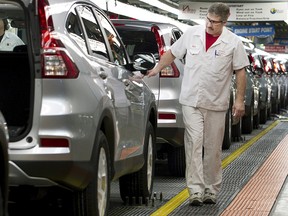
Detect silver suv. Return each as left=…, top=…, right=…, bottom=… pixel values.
left=1, top=0, right=157, bottom=215
left=112, top=19, right=186, bottom=176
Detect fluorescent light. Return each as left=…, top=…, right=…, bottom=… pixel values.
left=94, top=0, right=191, bottom=31
left=138, top=0, right=178, bottom=15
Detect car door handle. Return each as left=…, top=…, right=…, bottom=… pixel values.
left=122, top=79, right=130, bottom=86
left=99, top=68, right=107, bottom=79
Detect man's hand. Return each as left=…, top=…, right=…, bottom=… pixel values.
left=146, top=50, right=176, bottom=78
left=146, top=68, right=159, bottom=78
left=232, top=99, right=245, bottom=119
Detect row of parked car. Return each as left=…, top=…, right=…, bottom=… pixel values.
left=1, top=0, right=288, bottom=216
left=223, top=38, right=288, bottom=151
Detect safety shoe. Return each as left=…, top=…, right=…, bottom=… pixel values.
left=189, top=192, right=203, bottom=206
left=203, top=192, right=216, bottom=204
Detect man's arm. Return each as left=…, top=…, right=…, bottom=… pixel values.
left=233, top=67, right=246, bottom=118
left=147, top=49, right=176, bottom=77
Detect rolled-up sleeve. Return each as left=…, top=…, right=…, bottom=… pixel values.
left=233, top=39, right=250, bottom=70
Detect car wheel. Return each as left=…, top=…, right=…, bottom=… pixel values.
left=74, top=130, right=110, bottom=216
left=119, top=122, right=155, bottom=203
left=242, top=104, right=253, bottom=134
left=271, top=99, right=279, bottom=114
left=253, top=105, right=260, bottom=129
left=232, top=119, right=242, bottom=141
left=167, top=146, right=186, bottom=177
left=222, top=108, right=232, bottom=150
left=260, top=104, right=268, bottom=124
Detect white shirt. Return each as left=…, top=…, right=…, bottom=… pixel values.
left=0, top=31, right=24, bottom=51
left=171, top=25, right=249, bottom=111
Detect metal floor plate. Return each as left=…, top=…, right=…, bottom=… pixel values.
left=108, top=119, right=287, bottom=216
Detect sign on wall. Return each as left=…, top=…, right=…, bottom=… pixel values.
left=264, top=45, right=288, bottom=53
left=230, top=25, right=275, bottom=37
left=178, top=2, right=288, bottom=22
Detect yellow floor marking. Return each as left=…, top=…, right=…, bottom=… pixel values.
left=150, top=120, right=279, bottom=216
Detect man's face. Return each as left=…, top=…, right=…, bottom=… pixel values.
left=205, top=13, right=226, bottom=36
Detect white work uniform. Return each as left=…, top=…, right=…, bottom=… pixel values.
left=0, top=31, right=24, bottom=51
left=170, top=25, right=249, bottom=196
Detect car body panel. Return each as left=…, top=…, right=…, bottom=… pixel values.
left=2, top=0, right=157, bottom=192
left=112, top=19, right=185, bottom=146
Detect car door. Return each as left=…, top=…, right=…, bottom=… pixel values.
left=74, top=5, right=131, bottom=155
left=78, top=5, right=145, bottom=160
left=94, top=10, right=146, bottom=159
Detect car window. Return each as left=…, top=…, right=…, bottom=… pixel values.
left=0, top=18, right=26, bottom=51
left=76, top=5, right=109, bottom=60
left=95, top=12, right=127, bottom=65
left=171, top=29, right=182, bottom=45
left=66, top=10, right=88, bottom=54
left=116, top=29, right=159, bottom=60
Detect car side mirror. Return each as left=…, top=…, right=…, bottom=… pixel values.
left=132, top=53, right=156, bottom=74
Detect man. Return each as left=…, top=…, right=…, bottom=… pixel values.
left=0, top=18, right=24, bottom=51
left=147, top=3, right=248, bottom=206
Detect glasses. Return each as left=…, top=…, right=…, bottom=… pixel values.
left=206, top=17, right=223, bottom=25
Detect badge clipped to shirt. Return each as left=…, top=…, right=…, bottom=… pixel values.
left=214, top=49, right=225, bottom=57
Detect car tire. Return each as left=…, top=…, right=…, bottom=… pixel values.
left=260, top=105, right=268, bottom=124
left=232, top=119, right=241, bottom=142
left=222, top=108, right=232, bottom=150
left=119, top=122, right=155, bottom=204
left=74, top=130, right=111, bottom=216
left=242, top=104, right=254, bottom=134
left=253, top=105, right=260, bottom=129
left=167, top=146, right=186, bottom=177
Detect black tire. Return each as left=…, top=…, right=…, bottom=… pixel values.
left=74, top=130, right=111, bottom=216
left=260, top=105, right=268, bottom=124
left=253, top=105, right=260, bottom=129
left=167, top=146, right=186, bottom=177
left=242, top=104, right=253, bottom=134
left=267, top=106, right=272, bottom=119
left=222, top=109, right=232, bottom=150
left=119, top=122, right=155, bottom=203
left=272, top=99, right=279, bottom=114
left=232, top=119, right=241, bottom=141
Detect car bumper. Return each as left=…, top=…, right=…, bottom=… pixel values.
left=156, top=127, right=185, bottom=146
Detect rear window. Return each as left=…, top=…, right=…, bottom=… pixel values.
left=116, top=29, right=159, bottom=59
left=0, top=3, right=26, bottom=52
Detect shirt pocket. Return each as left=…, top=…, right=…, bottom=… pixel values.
left=212, top=53, right=232, bottom=76
left=186, top=48, right=201, bottom=68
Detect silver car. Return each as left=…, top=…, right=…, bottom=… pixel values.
left=1, top=0, right=157, bottom=215
left=112, top=19, right=186, bottom=176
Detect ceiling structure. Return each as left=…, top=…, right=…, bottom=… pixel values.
left=116, top=0, right=288, bottom=43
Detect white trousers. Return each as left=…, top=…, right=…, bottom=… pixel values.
left=182, top=105, right=226, bottom=196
